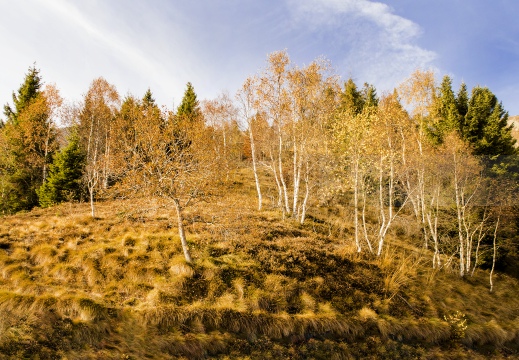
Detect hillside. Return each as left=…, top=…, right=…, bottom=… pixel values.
left=0, top=169, right=519, bottom=359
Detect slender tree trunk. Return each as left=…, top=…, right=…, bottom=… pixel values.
left=426, top=185, right=441, bottom=268
left=89, top=185, right=95, bottom=218
left=42, top=122, right=52, bottom=184
left=299, top=160, right=310, bottom=224
left=249, top=129, right=262, bottom=210
left=361, top=187, right=373, bottom=253
left=353, top=157, right=361, bottom=252
left=223, top=123, right=229, bottom=181
left=292, top=139, right=301, bottom=217
left=472, top=218, right=487, bottom=276
left=454, top=157, right=465, bottom=277
left=173, top=198, right=192, bottom=263
left=377, top=159, right=386, bottom=256
left=103, top=124, right=111, bottom=189
left=267, top=150, right=283, bottom=211
left=278, top=132, right=290, bottom=214
left=489, top=217, right=499, bottom=292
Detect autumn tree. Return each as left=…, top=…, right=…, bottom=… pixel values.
left=333, top=107, right=376, bottom=252
left=0, top=66, right=59, bottom=212
left=111, top=90, right=217, bottom=263
left=237, top=77, right=263, bottom=210
left=286, top=59, right=338, bottom=222
left=398, top=70, right=437, bottom=249
left=251, top=51, right=338, bottom=222
left=202, top=92, right=243, bottom=181
left=77, top=78, right=120, bottom=217
left=372, top=93, right=409, bottom=255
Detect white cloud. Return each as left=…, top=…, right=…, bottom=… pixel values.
left=0, top=0, right=438, bottom=112
left=39, top=0, right=193, bottom=105
left=287, top=0, right=437, bottom=90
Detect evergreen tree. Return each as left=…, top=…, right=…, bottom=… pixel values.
left=176, top=82, right=201, bottom=123
left=361, top=82, right=379, bottom=110
left=456, top=82, right=469, bottom=118
left=429, top=75, right=462, bottom=143
left=339, top=78, right=364, bottom=115
left=463, top=87, right=516, bottom=157
left=142, top=88, right=155, bottom=107
left=0, top=66, right=57, bottom=212
left=3, top=66, right=42, bottom=124
left=141, top=88, right=163, bottom=125
left=37, top=129, right=85, bottom=207
left=173, top=83, right=202, bottom=150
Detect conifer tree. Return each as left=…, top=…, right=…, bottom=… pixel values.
left=0, top=66, right=57, bottom=212
left=37, top=129, right=85, bottom=207
left=456, top=82, right=469, bottom=119
left=173, top=82, right=202, bottom=150
left=339, top=78, right=364, bottom=115
left=177, top=82, right=201, bottom=122
left=361, top=82, right=379, bottom=109
left=4, top=66, right=42, bottom=124
left=463, top=86, right=516, bottom=157
left=429, top=75, right=461, bottom=143
left=142, top=88, right=155, bottom=107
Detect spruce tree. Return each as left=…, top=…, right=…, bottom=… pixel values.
left=142, top=88, right=155, bottom=107
left=339, top=78, right=364, bottom=115
left=3, top=66, right=42, bottom=124
left=176, top=82, right=201, bottom=123
left=0, top=66, right=57, bottom=212
left=173, top=83, right=202, bottom=150
left=429, top=75, right=462, bottom=143
left=361, top=82, right=379, bottom=109
left=463, top=87, right=516, bottom=157
left=141, top=88, right=163, bottom=125
left=456, top=82, right=469, bottom=119
left=37, top=129, right=85, bottom=207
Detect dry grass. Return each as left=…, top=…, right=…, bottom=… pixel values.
left=0, top=168, right=518, bottom=358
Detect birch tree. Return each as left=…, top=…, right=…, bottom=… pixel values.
left=237, top=77, right=263, bottom=210
left=443, top=134, right=488, bottom=277
left=255, top=51, right=292, bottom=216
left=252, top=51, right=338, bottom=221
left=398, top=70, right=437, bottom=249
left=372, top=93, right=409, bottom=256
left=333, top=108, right=375, bottom=253
left=113, top=94, right=216, bottom=262
left=78, top=78, right=120, bottom=217
left=203, top=92, right=242, bottom=181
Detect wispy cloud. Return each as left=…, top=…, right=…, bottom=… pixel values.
left=0, top=0, right=437, bottom=111
left=40, top=0, right=195, bottom=104
left=286, top=0, right=437, bottom=89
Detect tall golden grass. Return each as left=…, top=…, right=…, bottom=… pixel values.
left=0, top=168, right=517, bottom=358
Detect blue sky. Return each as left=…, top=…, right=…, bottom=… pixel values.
left=1, top=0, right=518, bottom=115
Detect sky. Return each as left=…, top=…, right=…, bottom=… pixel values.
left=1, top=0, right=518, bottom=115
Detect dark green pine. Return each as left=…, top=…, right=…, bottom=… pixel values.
left=339, top=78, right=364, bottom=115
left=37, top=129, right=86, bottom=207
left=3, top=65, right=42, bottom=124
left=177, top=82, right=201, bottom=122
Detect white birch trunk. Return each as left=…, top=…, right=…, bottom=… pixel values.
left=489, top=217, right=499, bottom=292
left=249, top=129, right=262, bottom=210
left=173, top=198, right=192, bottom=263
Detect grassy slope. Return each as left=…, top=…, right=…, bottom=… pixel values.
left=0, top=170, right=518, bottom=359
